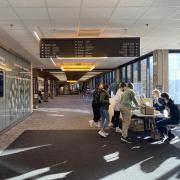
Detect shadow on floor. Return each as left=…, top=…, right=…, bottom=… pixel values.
left=0, top=129, right=180, bottom=180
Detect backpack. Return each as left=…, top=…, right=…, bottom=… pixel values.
left=93, top=89, right=101, bottom=105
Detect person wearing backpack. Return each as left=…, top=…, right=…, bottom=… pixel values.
left=98, top=84, right=110, bottom=137
left=89, top=83, right=103, bottom=128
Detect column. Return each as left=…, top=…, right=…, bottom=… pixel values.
left=44, top=78, right=49, bottom=102
left=50, top=79, right=54, bottom=99
left=32, top=69, right=39, bottom=109
left=153, top=50, right=169, bottom=92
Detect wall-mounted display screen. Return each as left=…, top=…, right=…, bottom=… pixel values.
left=0, top=71, right=3, bottom=97
left=40, top=37, right=140, bottom=58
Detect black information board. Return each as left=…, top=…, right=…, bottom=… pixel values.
left=40, top=38, right=140, bottom=58
left=0, top=71, right=3, bottom=97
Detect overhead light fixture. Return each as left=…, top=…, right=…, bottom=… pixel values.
left=33, top=31, right=40, bottom=41
left=50, top=58, right=57, bottom=66
left=57, top=57, right=108, bottom=60
left=60, top=64, right=95, bottom=72
left=67, top=80, right=77, bottom=83
left=0, top=62, right=12, bottom=71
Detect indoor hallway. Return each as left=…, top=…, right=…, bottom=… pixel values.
left=0, top=95, right=179, bottom=180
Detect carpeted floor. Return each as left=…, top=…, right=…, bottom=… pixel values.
left=0, top=96, right=180, bottom=180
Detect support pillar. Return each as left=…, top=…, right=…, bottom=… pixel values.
left=33, top=69, right=39, bottom=109
left=153, top=50, right=169, bottom=92
left=44, top=78, right=49, bottom=102
left=50, top=79, right=54, bottom=99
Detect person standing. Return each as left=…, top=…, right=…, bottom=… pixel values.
left=98, top=84, right=110, bottom=138
left=89, top=83, right=103, bottom=128
left=111, top=82, right=126, bottom=133
left=120, top=83, right=139, bottom=143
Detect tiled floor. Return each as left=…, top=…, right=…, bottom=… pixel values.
left=0, top=95, right=180, bottom=180
left=0, top=95, right=93, bottom=150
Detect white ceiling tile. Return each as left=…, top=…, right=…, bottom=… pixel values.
left=108, top=19, right=136, bottom=28
left=118, top=0, right=153, bottom=7
left=0, top=0, right=10, bottom=7
left=48, top=8, right=80, bottom=19
left=134, top=18, right=161, bottom=28
left=142, top=7, right=179, bottom=19
left=23, top=20, right=51, bottom=29
left=83, top=0, right=119, bottom=8
left=0, top=8, right=18, bottom=20
left=152, top=0, right=180, bottom=6
left=0, top=20, right=24, bottom=29
left=111, top=7, right=148, bottom=19
left=79, top=18, right=107, bottom=28
left=51, top=19, right=78, bottom=29
left=81, top=8, right=113, bottom=19
left=9, top=0, right=45, bottom=7
left=6, top=29, right=30, bottom=37
left=46, top=0, right=81, bottom=7
left=14, top=8, right=49, bottom=20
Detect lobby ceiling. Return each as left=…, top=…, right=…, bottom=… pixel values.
left=0, top=0, right=180, bottom=71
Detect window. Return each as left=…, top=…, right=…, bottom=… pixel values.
left=122, top=67, right=126, bottom=82
left=141, top=59, right=147, bottom=97
left=149, top=56, right=154, bottom=97
left=127, top=65, right=131, bottom=82
left=168, top=53, right=180, bottom=104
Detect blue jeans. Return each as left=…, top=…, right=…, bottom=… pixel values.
left=100, top=107, right=109, bottom=129
left=156, top=118, right=178, bottom=136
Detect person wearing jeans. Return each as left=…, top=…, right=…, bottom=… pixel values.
left=98, top=84, right=110, bottom=138
left=120, top=83, right=139, bottom=143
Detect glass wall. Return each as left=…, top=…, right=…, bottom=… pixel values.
left=118, top=55, right=153, bottom=98
left=168, top=53, right=180, bottom=104
left=0, top=47, right=31, bottom=132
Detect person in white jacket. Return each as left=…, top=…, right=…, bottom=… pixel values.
left=111, top=82, right=126, bottom=133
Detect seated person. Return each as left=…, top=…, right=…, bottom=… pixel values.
left=152, top=89, right=165, bottom=113
left=156, top=93, right=180, bottom=141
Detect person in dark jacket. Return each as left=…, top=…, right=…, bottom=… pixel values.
left=89, top=83, right=103, bottom=128
left=156, top=93, right=180, bottom=141
left=98, top=84, right=110, bottom=138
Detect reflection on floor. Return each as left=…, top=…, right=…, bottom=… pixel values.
left=0, top=95, right=179, bottom=180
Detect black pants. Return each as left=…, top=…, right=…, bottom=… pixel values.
left=92, top=103, right=101, bottom=122
left=111, top=111, right=121, bottom=128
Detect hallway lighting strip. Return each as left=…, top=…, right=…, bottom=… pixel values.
left=0, top=62, right=12, bottom=71
left=50, top=58, right=57, bottom=66
left=33, top=31, right=40, bottom=41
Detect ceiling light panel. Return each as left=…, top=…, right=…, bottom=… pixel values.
left=51, top=72, right=67, bottom=81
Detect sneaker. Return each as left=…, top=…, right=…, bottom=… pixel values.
left=89, top=120, right=94, bottom=127
left=98, top=131, right=107, bottom=138
left=104, top=132, right=109, bottom=136
left=115, top=127, right=122, bottom=133
left=121, top=136, right=132, bottom=143
left=94, top=122, right=101, bottom=128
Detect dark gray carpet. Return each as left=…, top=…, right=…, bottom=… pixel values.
left=0, top=130, right=180, bottom=180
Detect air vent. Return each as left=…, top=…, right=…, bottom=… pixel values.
left=78, top=29, right=101, bottom=37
